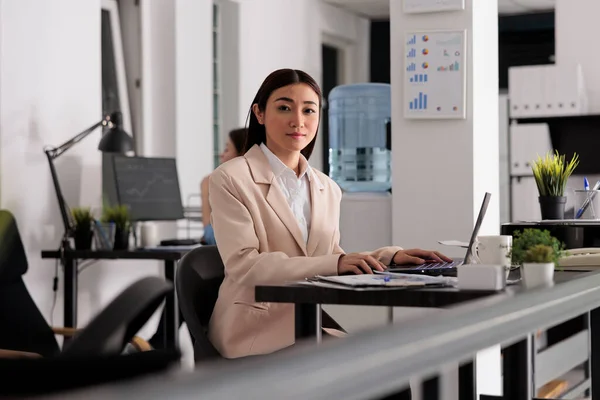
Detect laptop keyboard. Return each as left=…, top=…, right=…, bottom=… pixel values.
left=408, top=259, right=463, bottom=270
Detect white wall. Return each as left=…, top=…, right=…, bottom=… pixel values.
left=555, top=0, right=600, bottom=113
left=320, top=2, right=370, bottom=85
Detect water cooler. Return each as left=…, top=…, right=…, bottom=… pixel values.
left=328, top=83, right=393, bottom=252
left=328, top=83, right=392, bottom=193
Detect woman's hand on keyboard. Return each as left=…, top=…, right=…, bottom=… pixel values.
left=392, top=249, right=452, bottom=265
left=337, top=253, right=386, bottom=275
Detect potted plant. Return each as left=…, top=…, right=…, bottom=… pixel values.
left=101, top=204, right=131, bottom=250
left=71, top=207, right=94, bottom=250
left=510, top=229, right=567, bottom=288
left=531, top=150, right=579, bottom=220
left=522, top=244, right=556, bottom=288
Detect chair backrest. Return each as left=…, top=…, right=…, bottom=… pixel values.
left=176, top=245, right=224, bottom=362
left=0, top=210, right=29, bottom=283
left=0, top=210, right=60, bottom=357
left=62, top=276, right=173, bottom=357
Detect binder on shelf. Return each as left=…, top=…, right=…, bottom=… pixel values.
left=508, top=64, right=588, bottom=119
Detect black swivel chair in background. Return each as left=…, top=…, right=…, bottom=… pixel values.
left=0, top=210, right=180, bottom=396
left=176, top=245, right=224, bottom=362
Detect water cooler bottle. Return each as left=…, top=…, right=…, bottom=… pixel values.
left=328, top=83, right=392, bottom=193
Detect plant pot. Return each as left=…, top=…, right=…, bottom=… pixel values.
left=521, top=262, right=555, bottom=288
left=539, top=196, right=566, bottom=220
left=113, top=226, right=130, bottom=250
left=74, top=227, right=93, bottom=250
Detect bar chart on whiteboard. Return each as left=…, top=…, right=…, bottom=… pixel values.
left=404, top=30, right=466, bottom=119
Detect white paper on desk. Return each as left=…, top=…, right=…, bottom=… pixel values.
left=315, top=274, right=427, bottom=287
left=374, top=271, right=451, bottom=285
left=143, top=244, right=202, bottom=251
left=297, top=280, right=365, bottom=290
left=438, top=240, right=469, bottom=248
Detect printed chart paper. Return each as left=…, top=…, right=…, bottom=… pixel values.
left=404, top=30, right=466, bottom=119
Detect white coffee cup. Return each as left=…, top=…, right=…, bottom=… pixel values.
left=472, top=235, right=513, bottom=276
left=140, top=222, right=159, bottom=248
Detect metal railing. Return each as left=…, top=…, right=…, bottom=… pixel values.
left=50, top=270, right=600, bottom=400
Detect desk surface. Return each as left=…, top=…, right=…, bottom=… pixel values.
left=41, top=248, right=189, bottom=261
left=255, top=271, right=588, bottom=308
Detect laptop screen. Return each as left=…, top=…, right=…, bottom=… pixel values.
left=463, top=192, right=492, bottom=264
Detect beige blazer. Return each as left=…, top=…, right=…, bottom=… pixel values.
left=207, top=144, right=401, bottom=358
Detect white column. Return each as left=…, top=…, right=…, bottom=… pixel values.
left=390, top=1, right=501, bottom=398
left=391, top=0, right=500, bottom=256
left=140, top=0, right=176, bottom=158
left=140, top=0, right=213, bottom=239
left=175, top=0, right=214, bottom=214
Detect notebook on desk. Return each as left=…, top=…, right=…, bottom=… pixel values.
left=387, top=192, right=492, bottom=277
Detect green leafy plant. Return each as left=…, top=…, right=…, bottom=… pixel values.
left=524, top=244, right=554, bottom=263
left=101, top=204, right=130, bottom=231
left=510, top=229, right=566, bottom=266
left=71, top=207, right=94, bottom=230
left=531, top=150, right=579, bottom=197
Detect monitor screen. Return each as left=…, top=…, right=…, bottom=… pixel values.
left=109, top=155, right=185, bottom=221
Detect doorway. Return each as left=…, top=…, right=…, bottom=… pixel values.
left=321, top=44, right=340, bottom=176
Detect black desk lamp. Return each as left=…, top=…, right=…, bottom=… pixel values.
left=44, top=111, right=134, bottom=252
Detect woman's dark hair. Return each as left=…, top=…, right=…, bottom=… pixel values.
left=244, top=68, right=322, bottom=160
left=228, top=128, right=247, bottom=155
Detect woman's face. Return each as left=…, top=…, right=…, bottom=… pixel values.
left=219, top=138, right=239, bottom=164
left=253, top=83, right=320, bottom=156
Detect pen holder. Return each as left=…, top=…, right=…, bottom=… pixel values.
left=94, top=222, right=116, bottom=250
left=573, top=190, right=600, bottom=219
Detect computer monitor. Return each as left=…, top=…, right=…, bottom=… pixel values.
left=104, top=155, right=185, bottom=221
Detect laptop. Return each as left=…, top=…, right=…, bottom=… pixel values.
left=387, top=192, right=492, bottom=277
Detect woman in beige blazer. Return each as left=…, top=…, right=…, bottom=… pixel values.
left=208, top=68, right=450, bottom=360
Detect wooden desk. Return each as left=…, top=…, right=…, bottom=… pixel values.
left=41, top=249, right=190, bottom=350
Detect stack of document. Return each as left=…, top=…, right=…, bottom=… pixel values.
left=311, top=273, right=448, bottom=288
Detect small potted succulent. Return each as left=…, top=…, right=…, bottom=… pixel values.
left=522, top=244, right=557, bottom=288
left=71, top=207, right=94, bottom=250
left=510, top=229, right=567, bottom=288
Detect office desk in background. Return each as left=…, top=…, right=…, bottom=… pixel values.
left=41, top=248, right=191, bottom=350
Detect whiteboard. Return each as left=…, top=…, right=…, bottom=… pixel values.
left=403, top=0, right=465, bottom=13
left=404, top=30, right=466, bottom=120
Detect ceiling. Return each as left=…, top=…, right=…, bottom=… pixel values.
left=322, top=0, right=556, bottom=19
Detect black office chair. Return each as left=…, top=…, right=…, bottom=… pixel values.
left=176, top=245, right=348, bottom=364
left=176, top=245, right=224, bottom=362
left=61, top=276, right=173, bottom=357
left=0, top=210, right=180, bottom=396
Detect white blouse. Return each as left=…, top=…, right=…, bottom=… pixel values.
left=260, top=143, right=312, bottom=244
